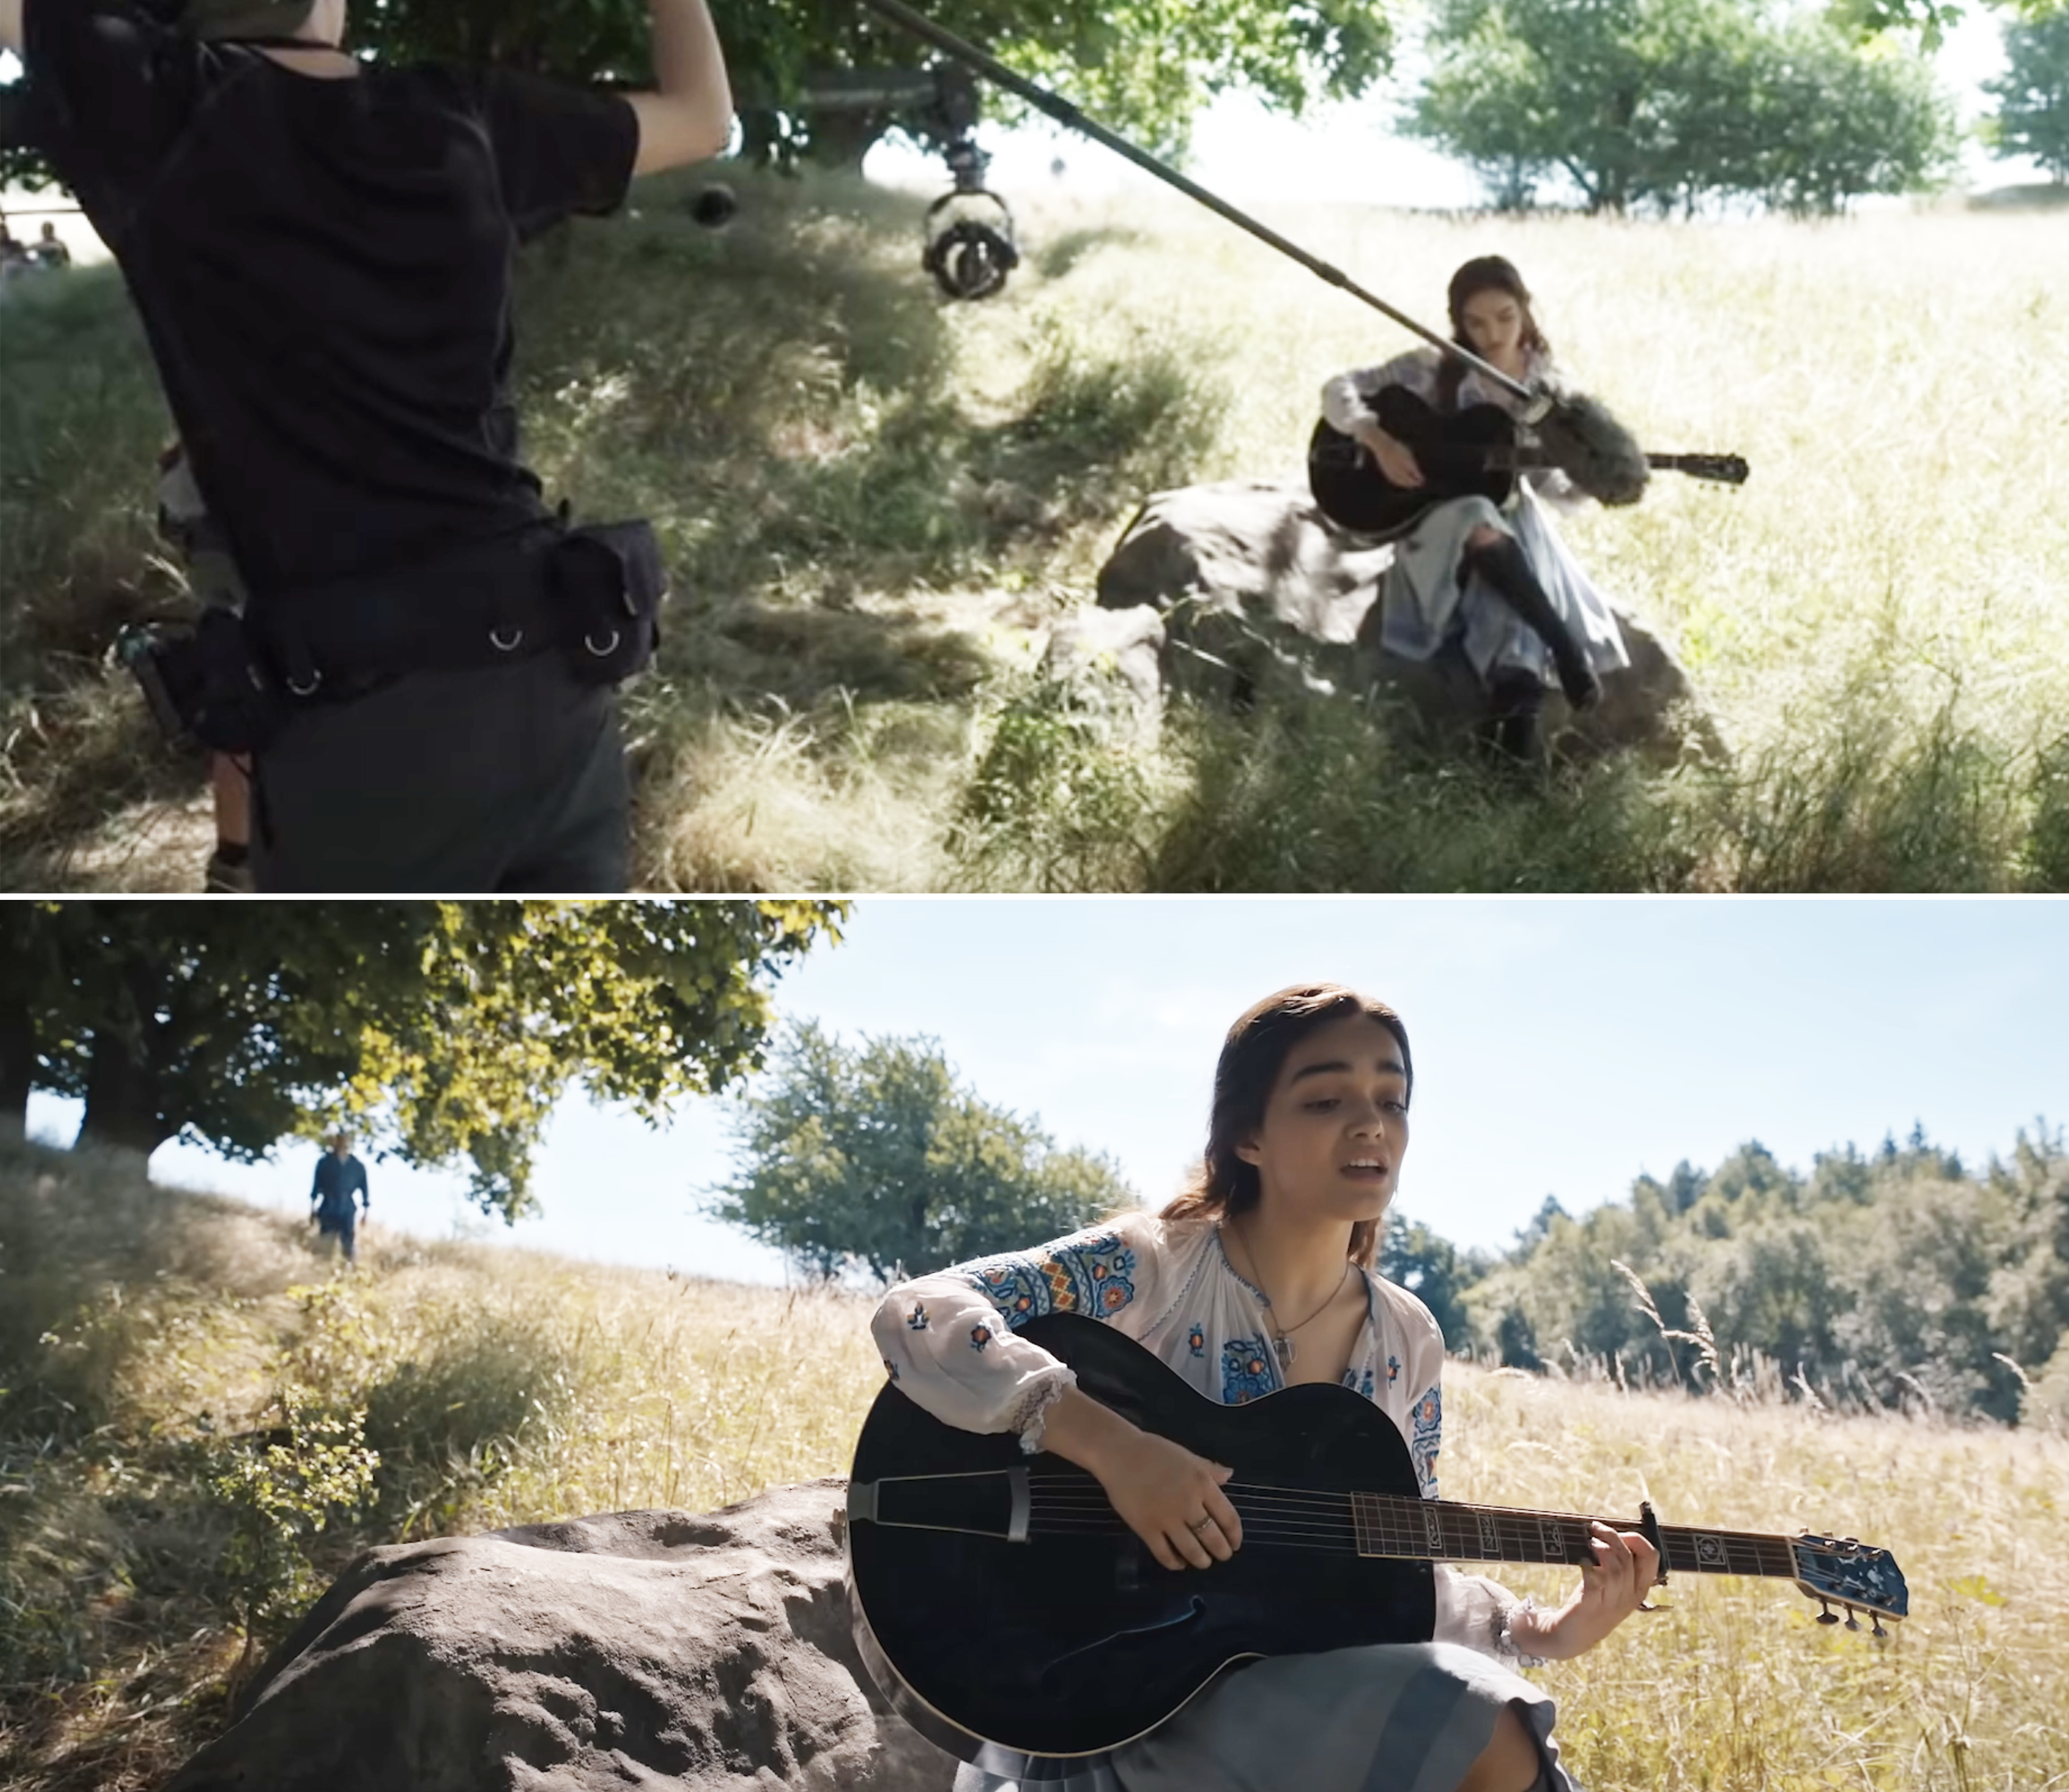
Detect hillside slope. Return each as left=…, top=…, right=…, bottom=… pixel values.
left=3, top=173, right=2067, bottom=890
left=2, top=1137, right=2064, bottom=1790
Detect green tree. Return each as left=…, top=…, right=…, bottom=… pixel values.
left=10, top=903, right=397, bottom=1159
left=1746, top=15, right=1957, bottom=216
left=1987, top=10, right=2069, bottom=180
left=2, top=900, right=842, bottom=1217
left=3, top=0, right=1394, bottom=187
left=1380, top=1214, right=1488, bottom=1347
left=1455, top=1128, right=2068, bottom=1422
left=1411, top=0, right=1953, bottom=214
left=710, top=1021, right=1133, bottom=1281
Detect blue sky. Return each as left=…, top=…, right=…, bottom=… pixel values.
left=30, top=897, right=2066, bottom=1284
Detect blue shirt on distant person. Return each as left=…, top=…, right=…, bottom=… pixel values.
left=311, top=1141, right=369, bottom=1225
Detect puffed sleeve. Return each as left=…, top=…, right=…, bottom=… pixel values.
left=1320, top=347, right=1439, bottom=435
left=1434, top=1567, right=1540, bottom=1665
left=871, top=1210, right=1165, bottom=1447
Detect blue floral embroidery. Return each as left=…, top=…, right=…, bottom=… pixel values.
left=1187, top=1323, right=1206, bottom=1359
left=906, top=1302, right=930, bottom=1331
left=1410, top=1384, right=1443, bottom=1499
left=1387, top=1354, right=1402, bottom=1386
left=970, top=1322, right=994, bottom=1352
left=1222, top=1337, right=1277, bottom=1404
left=1342, top=1365, right=1376, bottom=1399
left=967, top=1257, right=1049, bottom=1326
left=961, top=1230, right=1140, bottom=1329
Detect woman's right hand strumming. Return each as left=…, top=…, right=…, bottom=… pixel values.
left=1040, top=1385, right=1245, bottom=1572
left=1357, top=420, right=1424, bottom=488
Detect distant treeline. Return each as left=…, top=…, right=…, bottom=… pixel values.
left=1382, top=1129, right=2069, bottom=1428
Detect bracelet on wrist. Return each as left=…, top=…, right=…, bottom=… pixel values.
left=1493, top=1594, right=1549, bottom=1669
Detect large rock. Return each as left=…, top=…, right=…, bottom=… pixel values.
left=163, top=1481, right=960, bottom=1792
left=1040, top=600, right=1167, bottom=743
left=1093, top=480, right=1724, bottom=762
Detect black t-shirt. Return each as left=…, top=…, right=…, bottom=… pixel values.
left=22, top=0, right=639, bottom=597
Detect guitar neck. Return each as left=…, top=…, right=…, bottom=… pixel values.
left=1346, top=1490, right=1797, bottom=1580
left=1499, top=450, right=1706, bottom=476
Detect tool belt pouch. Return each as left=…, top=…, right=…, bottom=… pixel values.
left=119, top=610, right=284, bottom=754
left=551, top=521, right=666, bottom=685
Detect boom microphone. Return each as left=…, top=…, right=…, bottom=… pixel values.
left=1536, top=393, right=1651, bottom=507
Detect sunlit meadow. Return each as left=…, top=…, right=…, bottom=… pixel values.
left=2, top=171, right=2065, bottom=887
left=2, top=1140, right=2063, bottom=1789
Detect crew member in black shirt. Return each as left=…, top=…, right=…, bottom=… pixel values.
left=1, top=0, right=732, bottom=890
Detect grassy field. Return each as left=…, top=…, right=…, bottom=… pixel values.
left=3, top=1136, right=2065, bottom=1791
left=1, top=170, right=2066, bottom=890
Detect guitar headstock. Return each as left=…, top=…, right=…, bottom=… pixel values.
left=1681, top=453, right=1749, bottom=485
left=1792, top=1534, right=1908, bottom=1635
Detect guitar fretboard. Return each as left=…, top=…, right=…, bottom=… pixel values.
left=1344, top=1490, right=1796, bottom=1578
left=1023, top=1473, right=1799, bottom=1580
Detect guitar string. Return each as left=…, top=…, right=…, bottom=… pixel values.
left=1022, top=1488, right=1800, bottom=1574
left=1020, top=1517, right=1793, bottom=1576
left=1020, top=1509, right=1804, bottom=1576
left=1024, top=1477, right=1803, bottom=1554
left=1026, top=1481, right=1792, bottom=1551
left=875, top=1460, right=1821, bottom=1576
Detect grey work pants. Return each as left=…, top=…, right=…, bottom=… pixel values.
left=250, top=652, right=630, bottom=893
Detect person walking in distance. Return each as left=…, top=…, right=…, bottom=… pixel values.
left=311, top=1132, right=370, bottom=1262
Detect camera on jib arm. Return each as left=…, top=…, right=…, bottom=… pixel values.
left=923, top=135, right=1017, bottom=302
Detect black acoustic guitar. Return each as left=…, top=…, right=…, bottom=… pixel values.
left=1308, top=386, right=1749, bottom=541
left=846, top=1312, right=1907, bottom=1770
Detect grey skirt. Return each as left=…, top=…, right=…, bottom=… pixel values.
left=950, top=1642, right=1575, bottom=1792
left=1372, top=485, right=1629, bottom=691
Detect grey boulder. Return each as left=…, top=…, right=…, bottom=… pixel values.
left=1091, top=479, right=1724, bottom=763
left=162, top=1480, right=959, bottom=1792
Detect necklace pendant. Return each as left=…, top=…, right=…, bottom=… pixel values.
left=1271, top=1335, right=1294, bottom=1369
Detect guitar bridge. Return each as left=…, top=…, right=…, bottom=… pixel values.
left=846, top=1467, right=1032, bottom=1542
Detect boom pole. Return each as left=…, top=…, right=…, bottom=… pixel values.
left=852, top=0, right=1540, bottom=406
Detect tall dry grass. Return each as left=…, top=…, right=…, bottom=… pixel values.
left=4, top=171, right=2066, bottom=888
left=4, top=1136, right=2065, bottom=1789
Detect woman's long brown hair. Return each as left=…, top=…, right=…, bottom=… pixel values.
left=1158, top=984, right=1412, bottom=1270
left=1436, top=254, right=1550, bottom=413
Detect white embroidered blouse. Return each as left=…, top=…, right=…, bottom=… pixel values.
left=871, top=1207, right=1536, bottom=1664
left=1319, top=344, right=1581, bottom=511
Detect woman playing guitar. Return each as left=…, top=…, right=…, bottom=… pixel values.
left=872, top=985, right=1659, bottom=1792
left=1319, top=258, right=1629, bottom=762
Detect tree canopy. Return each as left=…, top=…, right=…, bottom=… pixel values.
left=1378, top=1214, right=1489, bottom=1348
left=1410, top=0, right=1957, bottom=214
left=710, top=1021, right=1133, bottom=1281
left=1459, top=1127, right=2069, bottom=1427
left=1986, top=10, right=2069, bottom=178
left=2, top=900, right=843, bottom=1218
left=1, top=0, right=1395, bottom=187
left=339, top=0, right=1393, bottom=162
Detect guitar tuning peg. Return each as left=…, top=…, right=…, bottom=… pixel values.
left=1817, top=1601, right=1839, bottom=1626
left=1844, top=1608, right=1862, bottom=1632
left=1870, top=1615, right=1888, bottom=1639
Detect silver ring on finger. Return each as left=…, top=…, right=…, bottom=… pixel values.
left=1187, top=1515, right=1216, bottom=1535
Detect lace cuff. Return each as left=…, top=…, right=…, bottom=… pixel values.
left=1007, top=1366, right=1078, bottom=1454
left=1493, top=1594, right=1549, bottom=1669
